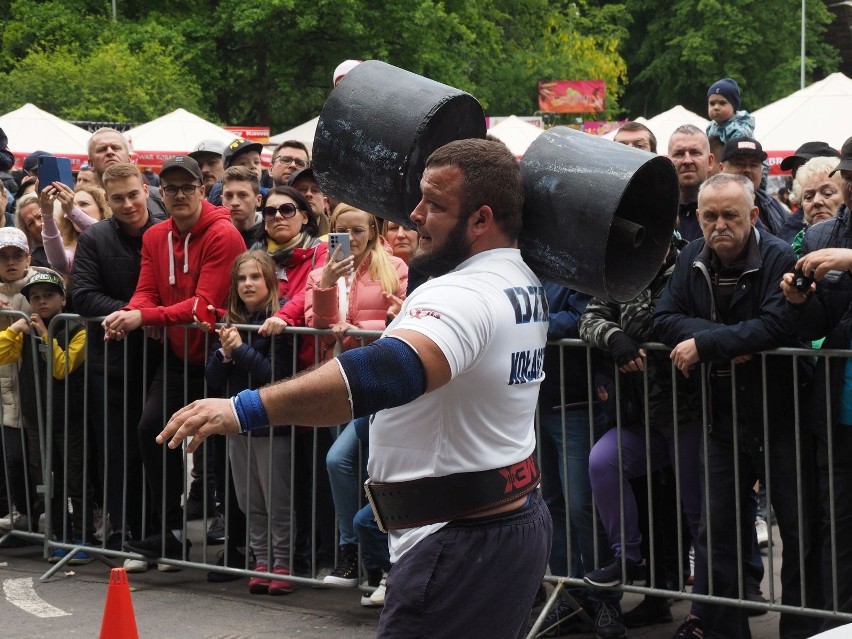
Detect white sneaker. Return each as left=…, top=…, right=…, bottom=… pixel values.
left=361, top=574, right=387, bottom=607
left=755, top=516, right=769, bottom=548
left=157, top=563, right=181, bottom=572
left=0, top=511, right=28, bottom=532
left=123, top=558, right=150, bottom=573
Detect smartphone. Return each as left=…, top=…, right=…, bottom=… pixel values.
left=37, top=156, right=74, bottom=191
left=328, top=233, right=351, bottom=262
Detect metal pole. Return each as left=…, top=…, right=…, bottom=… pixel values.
left=112, top=0, right=117, bottom=21
left=801, top=0, right=806, bottom=89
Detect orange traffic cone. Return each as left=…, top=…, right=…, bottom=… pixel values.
left=99, top=567, right=139, bottom=639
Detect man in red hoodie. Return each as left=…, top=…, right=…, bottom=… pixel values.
left=102, top=156, right=245, bottom=562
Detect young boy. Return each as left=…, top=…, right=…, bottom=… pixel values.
left=0, top=269, right=93, bottom=563
left=706, top=78, right=756, bottom=172
left=0, top=228, right=41, bottom=534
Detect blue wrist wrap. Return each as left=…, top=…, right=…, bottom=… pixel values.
left=336, top=336, right=427, bottom=418
left=232, top=389, right=269, bottom=433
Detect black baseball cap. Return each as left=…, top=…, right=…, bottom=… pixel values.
left=779, top=141, right=839, bottom=171
left=287, top=167, right=316, bottom=187
left=21, top=270, right=66, bottom=300
left=721, top=137, right=767, bottom=162
left=223, top=138, right=263, bottom=169
left=160, top=156, right=204, bottom=182
left=829, top=136, right=852, bottom=177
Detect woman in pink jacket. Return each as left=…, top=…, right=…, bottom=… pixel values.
left=306, top=204, right=408, bottom=589
left=304, top=204, right=407, bottom=359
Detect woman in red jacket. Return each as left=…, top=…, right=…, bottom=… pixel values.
left=255, top=186, right=328, bottom=369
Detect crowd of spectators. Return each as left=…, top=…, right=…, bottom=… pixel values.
left=0, top=68, right=850, bottom=639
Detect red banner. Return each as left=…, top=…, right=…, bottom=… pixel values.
left=224, top=126, right=270, bottom=144
left=538, top=80, right=606, bottom=114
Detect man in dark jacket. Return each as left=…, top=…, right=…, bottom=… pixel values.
left=72, top=162, right=162, bottom=566
left=654, top=173, right=821, bottom=639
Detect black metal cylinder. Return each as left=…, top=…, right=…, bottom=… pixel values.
left=312, top=60, right=486, bottom=225
left=519, top=126, right=678, bottom=303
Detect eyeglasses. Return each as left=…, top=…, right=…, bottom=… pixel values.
left=263, top=203, right=301, bottom=219
left=273, top=156, right=307, bottom=169
left=162, top=184, right=202, bottom=197
left=334, top=226, right=368, bottom=236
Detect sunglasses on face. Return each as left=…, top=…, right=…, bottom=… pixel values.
left=263, top=203, right=302, bottom=219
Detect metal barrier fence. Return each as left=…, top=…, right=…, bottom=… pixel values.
left=1, top=313, right=850, bottom=633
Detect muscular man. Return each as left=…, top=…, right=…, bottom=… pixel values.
left=654, top=173, right=821, bottom=639
left=667, top=125, right=714, bottom=242
left=159, top=139, right=552, bottom=637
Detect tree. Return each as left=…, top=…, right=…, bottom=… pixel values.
left=616, top=0, right=839, bottom=118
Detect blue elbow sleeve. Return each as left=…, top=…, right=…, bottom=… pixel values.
left=336, top=337, right=427, bottom=417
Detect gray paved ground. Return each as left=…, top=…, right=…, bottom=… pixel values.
left=0, top=521, right=842, bottom=638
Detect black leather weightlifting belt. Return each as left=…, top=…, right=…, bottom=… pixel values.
left=364, top=454, right=540, bottom=532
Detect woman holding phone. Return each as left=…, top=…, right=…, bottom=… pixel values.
left=304, top=203, right=408, bottom=591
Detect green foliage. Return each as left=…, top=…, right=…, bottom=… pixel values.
left=617, top=0, right=839, bottom=117
left=0, top=0, right=630, bottom=130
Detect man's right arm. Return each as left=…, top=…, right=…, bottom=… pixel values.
left=159, top=329, right=452, bottom=453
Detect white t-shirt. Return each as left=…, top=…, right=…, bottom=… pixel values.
left=368, top=248, right=548, bottom=560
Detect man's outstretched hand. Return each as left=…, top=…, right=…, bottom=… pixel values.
left=157, top=398, right=239, bottom=453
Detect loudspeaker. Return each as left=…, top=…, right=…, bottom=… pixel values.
left=519, top=126, right=678, bottom=302
left=312, top=60, right=486, bottom=227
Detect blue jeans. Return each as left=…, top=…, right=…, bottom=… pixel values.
left=539, top=407, right=610, bottom=577
left=326, top=418, right=368, bottom=546
left=353, top=504, right=390, bottom=573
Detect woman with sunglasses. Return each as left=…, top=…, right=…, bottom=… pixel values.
left=254, top=187, right=328, bottom=369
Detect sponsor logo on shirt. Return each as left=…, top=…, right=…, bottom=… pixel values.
left=509, top=347, right=544, bottom=385
left=504, top=286, right=548, bottom=324
left=407, top=308, right=442, bottom=320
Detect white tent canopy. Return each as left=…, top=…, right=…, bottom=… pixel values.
left=752, top=72, right=852, bottom=152
left=125, top=108, right=236, bottom=165
left=486, top=115, right=544, bottom=157
left=0, top=103, right=91, bottom=167
left=601, top=106, right=708, bottom=151
left=268, top=117, right=319, bottom=153
left=643, top=105, right=709, bottom=151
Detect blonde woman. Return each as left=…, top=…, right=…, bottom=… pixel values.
left=305, top=203, right=407, bottom=589
left=305, top=203, right=408, bottom=358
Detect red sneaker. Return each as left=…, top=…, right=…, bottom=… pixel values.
left=268, top=566, right=295, bottom=595
left=248, top=564, right=270, bottom=594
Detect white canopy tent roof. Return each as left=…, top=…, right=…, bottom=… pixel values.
left=0, top=103, right=91, bottom=168
left=125, top=108, right=237, bottom=167
left=268, top=117, right=320, bottom=153
left=486, top=115, right=544, bottom=157
left=753, top=72, right=852, bottom=156
left=601, top=106, right=708, bottom=152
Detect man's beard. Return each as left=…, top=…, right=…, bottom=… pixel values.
left=409, top=215, right=472, bottom=278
